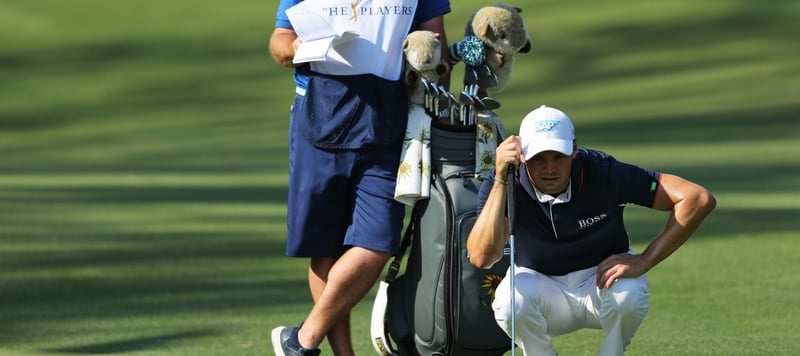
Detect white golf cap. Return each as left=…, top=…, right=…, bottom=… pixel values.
left=519, top=105, right=575, bottom=160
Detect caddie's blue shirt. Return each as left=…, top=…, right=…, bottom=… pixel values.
left=477, top=148, right=662, bottom=275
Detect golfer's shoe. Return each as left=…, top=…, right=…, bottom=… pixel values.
left=271, top=325, right=321, bottom=356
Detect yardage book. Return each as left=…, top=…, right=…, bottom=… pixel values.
left=285, top=1, right=359, bottom=64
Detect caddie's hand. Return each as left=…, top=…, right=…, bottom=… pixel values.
left=596, top=253, right=648, bottom=289
left=495, top=135, right=522, bottom=180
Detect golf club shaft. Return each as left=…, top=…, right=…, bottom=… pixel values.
left=506, top=165, right=516, bottom=355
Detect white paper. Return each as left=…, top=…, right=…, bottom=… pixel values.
left=292, top=31, right=359, bottom=64
left=286, top=2, right=359, bottom=64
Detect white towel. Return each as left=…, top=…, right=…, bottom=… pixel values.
left=475, top=111, right=507, bottom=177
left=395, top=105, right=432, bottom=206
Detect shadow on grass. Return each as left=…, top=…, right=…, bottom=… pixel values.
left=0, top=34, right=281, bottom=127
left=581, top=104, right=800, bottom=148
left=45, top=329, right=218, bottom=354
left=0, top=270, right=308, bottom=323
left=0, top=185, right=289, bottom=205
left=0, top=34, right=291, bottom=176
left=0, top=228, right=309, bottom=345
left=521, top=0, right=800, bottom=93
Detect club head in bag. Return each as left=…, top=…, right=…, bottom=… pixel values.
left=481, top=97, right=501, bottom=111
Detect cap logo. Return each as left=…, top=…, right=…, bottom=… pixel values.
left=535, top=120, right=560, bottom=133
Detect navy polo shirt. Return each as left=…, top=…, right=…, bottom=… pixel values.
left=476, top=148, right=661, bottom=275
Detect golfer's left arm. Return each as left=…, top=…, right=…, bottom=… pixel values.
left=597, top=173, right=717, bottom=288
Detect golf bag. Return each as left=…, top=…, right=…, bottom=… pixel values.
left=372, top=117, right=511, bottom=356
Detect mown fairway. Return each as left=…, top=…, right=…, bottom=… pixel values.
left=1, top=0, right=798, bottom=355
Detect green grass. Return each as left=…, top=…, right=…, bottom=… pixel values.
left=1, top=0, right=799, bottom=355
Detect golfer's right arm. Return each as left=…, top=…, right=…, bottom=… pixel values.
left=468, top=135, right=520, bottom=269
left=467, top=181, right=509, bottom=269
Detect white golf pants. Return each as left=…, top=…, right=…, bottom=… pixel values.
left=492, top=265, right=650, bottom=356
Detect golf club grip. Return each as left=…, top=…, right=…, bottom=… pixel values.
left=506, top=165, right=516, bottom=233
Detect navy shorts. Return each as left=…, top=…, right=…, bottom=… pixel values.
left=285, top=95, right=405, bottom=257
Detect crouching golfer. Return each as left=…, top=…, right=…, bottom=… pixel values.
left=467, top=105, right=716, bottom=355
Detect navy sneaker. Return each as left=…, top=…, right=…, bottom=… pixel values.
left=271, top=325, right=321, bottom=356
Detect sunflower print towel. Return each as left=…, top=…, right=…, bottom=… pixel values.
left=475, top=111, right=507, bottom=177
left=394, top=105, right=431, bottom=206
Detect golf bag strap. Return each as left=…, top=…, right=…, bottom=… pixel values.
left=384, top=202, right=424, bottom=283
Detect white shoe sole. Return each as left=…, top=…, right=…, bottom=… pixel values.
left=271, top=326, right=287, bottom=356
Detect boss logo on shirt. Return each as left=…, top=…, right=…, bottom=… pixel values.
left=578, top=213, right=607, bottom=229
